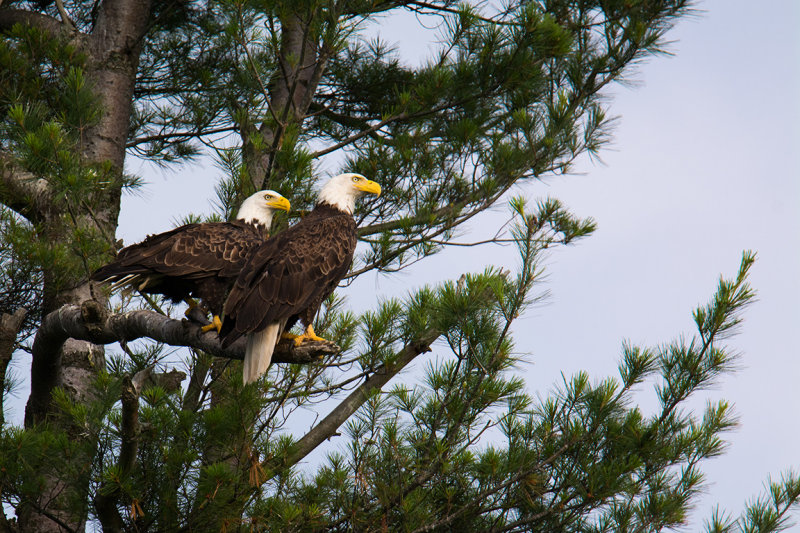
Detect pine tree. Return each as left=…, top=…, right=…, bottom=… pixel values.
left=0, top=0, right=797, bottom=531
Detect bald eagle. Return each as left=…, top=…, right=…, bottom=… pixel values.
left=91, top=190, right=291, bottom=332
left=220, top=173, right=381, bottom=383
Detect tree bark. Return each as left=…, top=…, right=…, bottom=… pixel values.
left=0, top=156, right=53, bottom=223
left=26, top=300, right=341, bottom=424
left=0, top=307, right=26, bottom=427
left=242, top=10, right=332, bottom=192
left=14, top=0, right=155, bottom=529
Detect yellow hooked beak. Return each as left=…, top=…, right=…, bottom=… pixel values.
left=354, top=179, right=381, bottom=197
left=266, top=196, right=291, bottom=212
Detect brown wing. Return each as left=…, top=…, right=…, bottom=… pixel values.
left=220, top=208, right=356, bottom=346
left=91, top=220, right=266, bottom=304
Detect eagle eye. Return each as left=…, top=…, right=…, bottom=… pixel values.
left=351, top=176, right=360, bottom=182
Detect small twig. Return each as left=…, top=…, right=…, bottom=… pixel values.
left=136, top=292, right=167, bottom=316
left=311, top=112, right=408, bottom=158
left=54, top=0, right=76, bottom=31
left=125, top=126, right=238, bottom=148
left=406, top=1, right=516, bottom=26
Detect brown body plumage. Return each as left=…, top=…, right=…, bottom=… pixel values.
left=220, top=203, right=356, bottom=343
left=91, top=220, right=269, bottom=317
left=91, top=190, right=290, bottom=325
left=219, top=173, right=381, bottom=383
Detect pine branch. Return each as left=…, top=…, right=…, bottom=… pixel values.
left=310, top=78, right=514, bottom=160
left=94, top=371, right=142, bottom=532
left=268, top=328, right=440, bottom=476
left=409, top=442, right=574, bottom=533
left=94, top=366, right=184, bottom=531
left=349, top=179, right=522, bottom=278
left=356, top=169, right=523, bottom=238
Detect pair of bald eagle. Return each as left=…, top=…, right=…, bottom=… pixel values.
left=92, top=173, right=381, bottom=383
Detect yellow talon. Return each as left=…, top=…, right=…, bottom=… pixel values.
left=183, top=298, right=201, bottom=317
left=200, top=315, right=222, bottom=334
left=291, top=325, right=327, bottom=346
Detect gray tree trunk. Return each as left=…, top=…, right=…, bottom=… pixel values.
left=17, top=0, right=153, bottom=529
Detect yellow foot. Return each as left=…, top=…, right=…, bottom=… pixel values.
left=184, top=298, right=201, bottom=316
left=183, top=298, right=208, bottom=321
left=280, top=331, right=300, bottom=342
left=185, top=299, right=210, bottom=324
left=200, top=315, right=222, bottom=334
left=290, top=325, right=328, bottom=346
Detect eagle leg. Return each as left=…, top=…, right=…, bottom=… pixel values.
left=183, top=298, right=200, bottom=316
left=289, top=324, right=327, bottom=346
left=200, top=315, right=223, bottom=334
left=184, top=298, right=210, bottom=324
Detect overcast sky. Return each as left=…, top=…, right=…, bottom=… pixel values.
left=6, top=0, right=797, bottom=526
left=117, top=0, right=800, bottom=523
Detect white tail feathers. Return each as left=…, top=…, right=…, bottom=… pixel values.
left=107, top=274, right=139, bottom=293
left=242, top=322, right=282, bottom=384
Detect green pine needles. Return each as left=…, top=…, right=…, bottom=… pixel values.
left=0, top=0, right=798, bottom=531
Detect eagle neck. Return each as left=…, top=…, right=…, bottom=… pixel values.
left=313, top=201, right=353, bottom=218
left=316, top=186, right=356, bottom=214
left=236, top=205, right=273, bottom=228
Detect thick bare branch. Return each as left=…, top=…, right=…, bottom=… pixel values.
left=0, top=7, right=65, bottom=34
left=0, top=307, right=26, bottom=426
left=25, top=300, right=340, bottom=425
left=33, top=301, right=340, bottom=364
left=0, top=154, right=53, bottom=222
